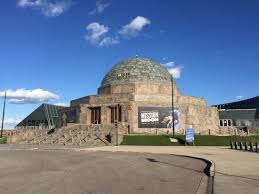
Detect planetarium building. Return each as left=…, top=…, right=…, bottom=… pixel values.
left=60, top=58, right=219, bottom=134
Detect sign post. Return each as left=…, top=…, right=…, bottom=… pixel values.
left=185, top=128, right=195, bottom=146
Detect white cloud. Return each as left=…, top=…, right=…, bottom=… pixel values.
left=85, top=16, right=151, bottom=47
left=163, top=61, right=176, bottom=67
left=162, top=61, right=184, bottom=79
left=0, top=89, right=59, bottom=104
left=89, top=0, right=110, bottom=15
left=42, top=1, right=71, bottom=16
left=54, top=102, right=69, bottom=106
left=85, top=22, right=109, bottom=45
left=99, top=37, right=119, bottom=47
left=167, top=67, right=183, bottom=79
left=17, top=0, right=72, bottom=17
left=119, top=16, right=151, bottom=37
left=0, top=116, right=23, bottom=129
left=18, top=0, right=43, bottom=7
left=162, top=57, right=168, bottom=61
left=235, top=96, right=244, bottom=100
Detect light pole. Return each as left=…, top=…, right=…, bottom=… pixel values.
left=171, top=75, right=175, bottom=137
left=116, top=104, right=120, bottom=146
left=1, top=91, right=7, bottom=138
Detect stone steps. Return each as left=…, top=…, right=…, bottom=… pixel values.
left=11, top=123, right=123, bottom=146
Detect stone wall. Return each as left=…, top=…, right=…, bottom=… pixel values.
left=98, top=83, right=179, bottom=96
left=64, top=82, right=220, bottom=135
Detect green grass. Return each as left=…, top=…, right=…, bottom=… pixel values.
left=121, top=135, right=182, bottom=146
left=0, top=136, right=7, bottom=144
left=120, top=135, right=259, bottom=146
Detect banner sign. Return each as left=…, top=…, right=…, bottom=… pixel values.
left=185, top=128, right=194, bottom=143
left=138, top=107, right=180, bottom=128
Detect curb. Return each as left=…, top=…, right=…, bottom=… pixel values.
left=207, top=160, right=215, bottom=194
left=80, top=148, right=216, bottom=194
left=169, top=154, right=215, bottom=194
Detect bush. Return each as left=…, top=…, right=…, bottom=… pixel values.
left=0, top=136, right=7, bottom=144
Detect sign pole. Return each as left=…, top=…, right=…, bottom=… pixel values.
left=171, top=75, right=175, bottom=137
left=1, top=91, right=7, bottom=138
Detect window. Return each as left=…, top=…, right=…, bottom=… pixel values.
left=228, top=120, right=232, bottom=126
left=223, top=120, right=228, bottom=126
left=110, top=107, right=116, bottom=123
left=110, top=106, right=122, bottom=123
left=220, top=120, right=223, bottom=126
left=36, top=120, right=40, bottom=126
left=90, top=107, right=101, bottom=124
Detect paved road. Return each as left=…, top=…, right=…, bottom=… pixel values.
left=83, top=146, right=259, bottom=194
left=0, top=146, right=209, bottom=194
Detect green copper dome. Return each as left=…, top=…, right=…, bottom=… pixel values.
left=101, top=58, right=172, bottom=87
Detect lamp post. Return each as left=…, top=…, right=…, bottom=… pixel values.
left=1, top=91, right=7, bottom=138
left=171, top=75, right=175, bottom=137
left=116, top=104, right=120, bottom=146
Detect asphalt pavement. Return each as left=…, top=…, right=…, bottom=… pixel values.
left=0, top=145, right=209, bottom=194
left=83, top=146, right=259, bottom=194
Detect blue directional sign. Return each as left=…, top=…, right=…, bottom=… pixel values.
left=185, top=128, right=194, bottom=143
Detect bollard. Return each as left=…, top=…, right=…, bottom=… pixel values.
left=239, top=142, right=243, bottom=150
left=234, top=142, right=238, bottom=149
left=249, top=142, right=253, bottom=151
left=230, top=141, right=233, bottom=149
left=255, top=142, right=258, bottom=152
left=244, top=142, right=248, bottom=151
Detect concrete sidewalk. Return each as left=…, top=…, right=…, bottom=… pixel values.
left=80, top=146, right=259, bottom=194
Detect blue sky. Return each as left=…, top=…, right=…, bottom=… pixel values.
left=0, top=0, right=259, bottom=128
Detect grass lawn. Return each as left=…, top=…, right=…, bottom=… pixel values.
left=121, top=135, right=259, bottom=146
left=0, top=136, right=7, bottom=144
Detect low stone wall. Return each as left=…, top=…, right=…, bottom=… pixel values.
left=6, top=128, right=49, bottom=144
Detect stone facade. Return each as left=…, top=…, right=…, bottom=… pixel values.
left=60, top=58, right=219, bottom=134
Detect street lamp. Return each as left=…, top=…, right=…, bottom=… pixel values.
left=1, top=91, right=7, bottom=138
left=171, top=75, right=175, bottom=137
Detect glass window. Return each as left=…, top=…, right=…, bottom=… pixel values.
left=224, top=120, right=228, bottom=126
left=220, top=120, right=223, bottom=126
left=110, top=105, right=122, bottom=123
left=228, top=120, right=231, bottom=126
left=90, top=107, right=101, bottom=124
left=110, top=107, right=116, bottom=123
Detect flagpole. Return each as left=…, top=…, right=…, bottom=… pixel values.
left=1, top=91, right=7, bottom=138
